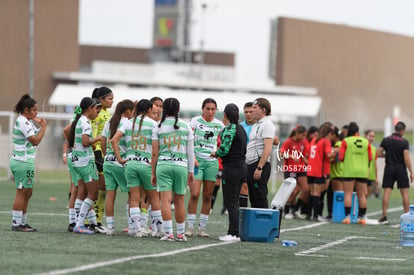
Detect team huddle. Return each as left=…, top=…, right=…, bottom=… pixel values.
left=9, top=89, right=412, bottom=242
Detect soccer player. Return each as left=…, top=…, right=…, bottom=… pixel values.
left=338, top=122, right=372, bottom=225
left=152, top=98, right=195, bottom=241
left=69, top=97, right=101, bottom=234
left=91, top=87, right=114, bottom=233
left=185, top=98, right=224, bottom=237
left=10, top=94, right=47, bottom=232
left=365, top=129, right=379, bottom=198
left=101, top=99, right=134, bottom=236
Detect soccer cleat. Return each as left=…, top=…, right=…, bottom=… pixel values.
left=219, top=234, right=241, bottom=242
left=94, top=223, right=107, bottom=234
left=176, top=233, right=188, bottom=242
left=184, top=229, right=194, bottom=237
left=378, top=216, right=389, bottom=225
left=160, top=233, right=175, bottom=241
left=106, top=228, right=115, bottom=236
left=122, top=227, right=129, bottom=233
left=73, top=225, right=95, bottom=234
left=11, top=225, right=25, bottom=232
left=342, top=216, right=351, bottom=224
left=357, top=217, right=366, bottom=225
left=138, top=228, right=149, bottom=238
left=284, top=213, right=294, bottom=220
left=67, top=223, right=76, bottom=232
left=22, top=224, right=37, bottom=232
left=196, top=229, right=210, bottom=237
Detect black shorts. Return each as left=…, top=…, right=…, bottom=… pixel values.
left=343, top=178, right=369, bottom=183
left=308, top=176, right=327, bottom=184
left=284, top=171, right=307, bottom=179
left=94, top=150, right=104, bottom=173
left=383, top=167, right=409, bottom=189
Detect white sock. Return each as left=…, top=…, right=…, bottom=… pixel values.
left=187, top=213, right=196, bottom=230
left=140, top=208, right=149, bottom=229
left=199, top=214, right=209, bottom=230
left=106, top=216, right=114, bottom=230
left=87, top=209, right=97, bottom=225
left=129, top=207, right=141, bottom=234
left=176, top=222, right=185, bottom=235
left=69, top=208, right=76, bottom=224
left=75, top=199, right=83, bottom=222
left=151, top=210, right=164, bottom=233
left=22, top=212, right=27, bottom=225
left=76, top=198, right=93, bottom=227
left=12, top=210, right=23, bottom=226
left=164, top=220, right=173, bottom=235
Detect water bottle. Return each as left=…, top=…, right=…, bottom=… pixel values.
left=194, top=166, right=199, bottom=175
left=400, top=205, right=414, bottom=246
left=281, top=240, right=298, bottom=247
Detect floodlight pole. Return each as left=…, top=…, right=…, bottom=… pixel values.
left=29, top=0, right=35, bottom=97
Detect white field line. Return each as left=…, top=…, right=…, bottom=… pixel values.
left=34, top=242, right=233, bottom=275
left=356, top=256, right=406, bottom=262
left=295, top=236, right=375, bottom=257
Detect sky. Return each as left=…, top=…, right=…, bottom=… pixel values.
left=79, top=0, right=414, bottom=86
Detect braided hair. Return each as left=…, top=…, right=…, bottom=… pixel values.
left=159, top=97, right=180, bottom=130
left=132, top=99, right=153, bottom=135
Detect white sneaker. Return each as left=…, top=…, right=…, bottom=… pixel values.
left=160, top=233, right=175, bottom=241
left=184, top=229, right=194, bottom=237
left=197, top=229, right=210, bottom=237
left=176, top=233, right=188, bottom=242
left=294, top=211, right=306, bottom=220
left=317, top=216, right=327, bottom=222
left=284, top=213, right=294, bottom=220
left=106, top=228, right=115, bottom=236
left=219, top=234, right=241, bottom=242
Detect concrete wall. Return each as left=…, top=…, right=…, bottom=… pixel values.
left=276, top=17, right=414, bottom=130
left=0, top=0, right=79, bottom=116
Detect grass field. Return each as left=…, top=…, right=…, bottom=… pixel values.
left=1, top=169, right=414, bottom=275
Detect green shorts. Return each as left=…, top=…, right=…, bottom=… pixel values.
left=125, top=161, right=154, bottom=191
left=9, top=158, right=35, bottom=189
left=73, top=160, right=99, bottom=183
left=194, top=159, right=219, bottom=182
left=156, top=164, right=187, bottom=195
left=67, top=156, right=78, bottom=186
left=103, top=162, right=129, bottom=192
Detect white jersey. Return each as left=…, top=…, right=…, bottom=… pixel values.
left=102, top=117, right=129, bottom=167
left=154, top=117, right=193, bottom=168
left=190, top=115, right=224, bottom=162
left=72, top=115, right=95, bottom=167
left=124, top=115, right=158, bottom=166
left=246, top=116, right=276, bottom=165
left=11, top=115, right=38, bottom=162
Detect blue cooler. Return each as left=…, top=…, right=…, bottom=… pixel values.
left=239, top=207, right=280, bottom=242
left=332, top=191, right=359, bottom=223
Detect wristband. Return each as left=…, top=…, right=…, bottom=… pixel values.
left=256, top=166, right=263, bottom=171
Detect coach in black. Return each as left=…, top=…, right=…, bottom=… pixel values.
left=377, top=121, right=414, bottom=224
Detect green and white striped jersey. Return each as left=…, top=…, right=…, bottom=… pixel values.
left=102, top=117, right=129, bottom=167
left=190, top=116, right=223, bottom=162
left=154, top=117, right=193, bottom=168
left=11, top=115, right=38, bottom=162
left=124, top=115, right=158, bottom=166
left=72, top=115, right=94, bottom=167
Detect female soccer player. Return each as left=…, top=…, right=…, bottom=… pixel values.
left=152, top=98, right=194, bottom=241
left=69, top=97, right=101, bottom=234
left=101, top=99, right=134, bottom=236
left=186, top=98, right=223, bottom=237
left=10, top=94, right=47, bottom=232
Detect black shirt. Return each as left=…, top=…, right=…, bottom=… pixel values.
left=216, top=123, right=247, bottom=167
left=380, top=133, right=409, bottom=169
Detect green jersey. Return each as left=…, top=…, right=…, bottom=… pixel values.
left=330, top=141, right=343, bottom=179
left=190, top=116, right=224, bottom=162
left=125, top=115, right=158, bottom=166
left=102, top=117, right=129, bottom=167
left=154, top=117, right=193, bottom=168
left=368, top=145, right=377, bottom=181
left=340, top=136, right=371, bottom=178
left=11, top=115, right=38, bottom=162
left=72, top=115, right=95, bottom=167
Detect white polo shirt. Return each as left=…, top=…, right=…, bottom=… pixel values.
left=246, top=116, right=275, bottom=165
